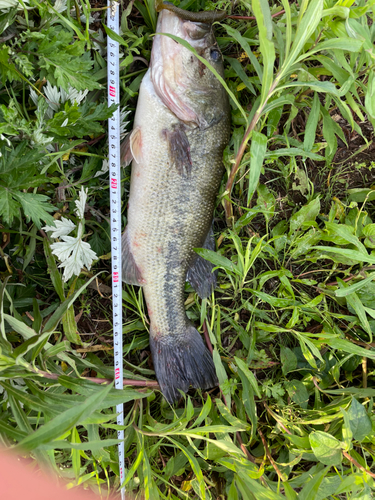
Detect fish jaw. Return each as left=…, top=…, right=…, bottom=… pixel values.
left=150, top=9, right=226, bottom=128
left=151, top=10, right=197, bottom=123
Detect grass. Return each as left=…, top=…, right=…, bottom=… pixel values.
left=0, top=0, right=375, bottom=498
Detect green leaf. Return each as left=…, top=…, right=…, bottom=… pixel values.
left=193, top=248, right=241, bottom=276
left=347, top=398, right=372, bottom=442
left=365, top=67, right=375, bottom=119
left=265, top=147, right=323, bottom=160
left=236, top=471, right=285, bottom=499
left=277, top=80, right=340, bottom=96
left=166, top=437, right=206, bottom=499
left=289, top=197, right=321, bottom=235
left=47, top=101, right=117, bottom=139
left=298, top=466, right=330, bottom=500
left=280, top=0, right=323, bottom=77
left=340, top=408, right=353, bottom=451
left=280, top=346, right=297, bottom=375
left=42, top=274, right=100, bottom=333
left=327, top=337, right=375, bottom=360
left=103, top=24, right=128, bottom=46
left=223, top=24, right=263, bottom=82
left=324, top=222, right=367, bottom=254
left=285, top=380, right=309, bottom=409
left=13, top=383, right=113, bottom=451
left=226, top=57, right=256, bottom=95
left=283, top=482, right=298, bottom=500
left=43, top=239, right=65, bottom=301
left=312, top=247, right=375, bottom=265
left=234, top=356, right=261, bottom=398
left=0, top=188, right=20, bottom=225
left=247, top=131, right=268, bottom=205
left=236, top=365, right=257, bottom=438
left=252, top=0, right=275, bottom=104
left=342, top=286, right=372, bottom=341
left=213, top=347, right=231, bottom=408
left=14, top=192, right=56, bottom=229
left=299, top=37, right=363, bottom=62
left=304, top=92, right=320, bottom=151
left=215, top=398, right=250, bottom=430
left=4, top=314, right=40, bottom=341
left=38, top=438, right=121, bottom=451
left=309, top=431, right=342, bottom=466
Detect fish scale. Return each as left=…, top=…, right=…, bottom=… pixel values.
left=122, top=9, right=230, bottom=402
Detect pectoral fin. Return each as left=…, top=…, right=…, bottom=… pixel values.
left=121, top=229, right=146, bottom=285
left=187, top=225, right=217, bottom=298
left=120, top=127, right=142, bottom=166
left=163, top=124, right=192, bottom=176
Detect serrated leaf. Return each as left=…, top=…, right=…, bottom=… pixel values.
left=0, top=188, right=19, bottom=225
left=13, top=192, right=56, bottom=228
left=43, top=217, right=76, bottom=238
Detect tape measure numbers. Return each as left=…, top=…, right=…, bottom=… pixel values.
left=107, top=1, right=125, bottom=498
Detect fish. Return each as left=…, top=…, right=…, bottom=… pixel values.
left=121, top=4, right=231, bottom=403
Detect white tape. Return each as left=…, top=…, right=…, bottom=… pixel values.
left=107, top=1, right=125, bottom=498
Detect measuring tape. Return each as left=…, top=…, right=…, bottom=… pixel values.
left=107, top=1, right=125, bottom=498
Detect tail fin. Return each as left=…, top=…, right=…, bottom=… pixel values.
left=149, top=324, right=218, bottom=403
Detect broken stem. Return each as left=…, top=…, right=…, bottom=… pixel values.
left=34, top=367, right=159, bottom=387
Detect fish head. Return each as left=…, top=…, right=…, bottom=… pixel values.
left=150, top=9, right=227, bottom=129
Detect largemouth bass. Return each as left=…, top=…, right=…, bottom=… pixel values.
left=121, top=6, right=230, bottom=403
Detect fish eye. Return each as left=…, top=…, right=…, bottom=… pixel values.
left=210, top=48, right=221, bottom=62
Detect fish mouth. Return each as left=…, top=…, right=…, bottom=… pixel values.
left=150, top=10, right=212, bottom=125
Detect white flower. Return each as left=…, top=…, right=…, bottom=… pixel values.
left=0, top=134, right=11, bottom=147
left=50, top=223, right=97, bottom=282
left=0, top=0, right=29, bottom=10
left=44, top=81, right=62, bottom=111
left=75, top=186, right=88, bottom=219
left=33, top=82, right=89, bottom=121
left=43, top=217, right=76, bottom=238
left=49, top=0, right=67, bottom=13
left=29, top=88, right=38, bottom=107
left=44, top=189, right=97, bottom=282
left=95, top=159, right=109, bottom=177
left=67, top=87, right=89, bottom=105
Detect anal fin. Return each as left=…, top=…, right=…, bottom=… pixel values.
left=121, top=229, right=145, bottom=285
left=187, top=225, right=217, bottom=299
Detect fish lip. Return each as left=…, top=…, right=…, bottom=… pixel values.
left=150, top=10, right=223, bottom=127
left=151, top=10, right=211, bottom=72
left=150, top=10, right=199, bottom=123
